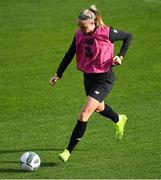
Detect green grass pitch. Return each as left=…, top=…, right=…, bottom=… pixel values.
left=0, top=0, right=161, bottom=178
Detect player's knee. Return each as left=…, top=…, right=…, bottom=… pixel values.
left=79, top=111, right=90, bottom=122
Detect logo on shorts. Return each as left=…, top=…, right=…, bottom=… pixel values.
left=94, top=90, right=100, bottom=95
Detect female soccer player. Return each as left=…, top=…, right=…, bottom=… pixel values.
left=50, top=5, right=132, bottom=162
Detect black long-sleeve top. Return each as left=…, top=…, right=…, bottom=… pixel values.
left=56, top=27, right=132, bottom=78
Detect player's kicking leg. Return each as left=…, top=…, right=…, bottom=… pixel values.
left=97, top=103, right=127, bottom=139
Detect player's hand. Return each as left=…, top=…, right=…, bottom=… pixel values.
left=113, top=56, right=123, bottom=65
left=50, top=75, right=59, bottom=86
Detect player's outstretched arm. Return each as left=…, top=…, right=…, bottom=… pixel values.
left=50, top=36, right=76, bottom=87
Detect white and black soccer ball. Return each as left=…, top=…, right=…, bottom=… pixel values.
left=20, top=152, right=41, bottom=171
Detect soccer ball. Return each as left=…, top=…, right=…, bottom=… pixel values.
left=20, top=152, right=41, bottom=171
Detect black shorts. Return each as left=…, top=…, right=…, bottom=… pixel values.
left=83, top=70, right=115, bottom=103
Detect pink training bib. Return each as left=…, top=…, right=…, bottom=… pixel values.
left=75, top=26, right=114, bottom=73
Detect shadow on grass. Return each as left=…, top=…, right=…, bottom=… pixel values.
left=0, top=168, right=23, bottom=173
left=0, top=148, right=87, bottom=173
left=0, top=160, right=58, bottom=167
left=0, top=160, right=58, bottom=173
left=41, top=162, right=58, bottom=167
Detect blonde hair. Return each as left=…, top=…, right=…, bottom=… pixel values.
left=77, top=5, right=105, bottom=27
left=89, top=5, right=105, bottom=26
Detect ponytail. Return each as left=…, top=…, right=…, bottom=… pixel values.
left=89, top=5, right=105, bottom=26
